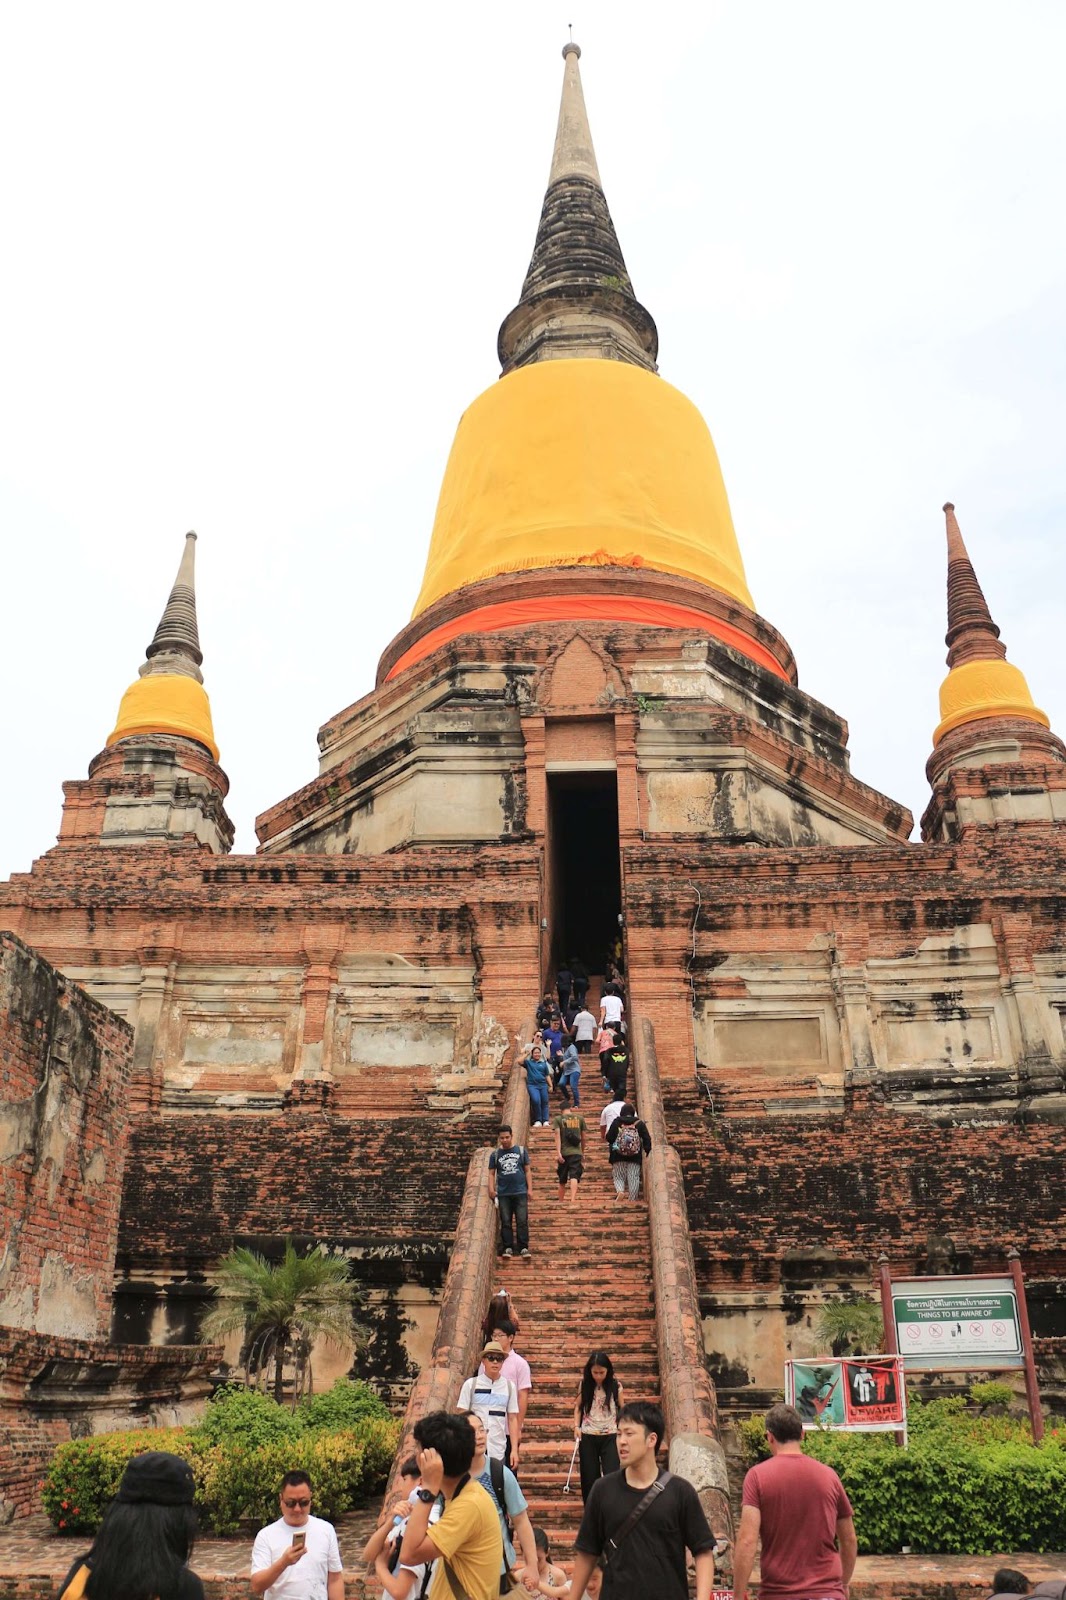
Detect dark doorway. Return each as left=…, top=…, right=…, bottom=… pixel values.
left=548, top=771, right=622, bottom=975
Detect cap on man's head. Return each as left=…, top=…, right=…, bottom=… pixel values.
left=482, top=1340, right=505, bottom=1356
left=116, top=1451, right=195, bottom=1506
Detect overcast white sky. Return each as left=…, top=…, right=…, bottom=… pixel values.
left=2, top=2, right=1064, bottom=879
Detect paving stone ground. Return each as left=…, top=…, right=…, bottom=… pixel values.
left=0, top=1514, right=1063, bottom=1598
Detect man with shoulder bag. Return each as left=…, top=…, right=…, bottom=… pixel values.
left=568, top=1401, right=717, bottom=1600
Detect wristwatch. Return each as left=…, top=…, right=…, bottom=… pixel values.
left=415, top=1488, right=437, bottom=1504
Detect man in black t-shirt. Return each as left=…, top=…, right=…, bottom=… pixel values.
left=570, top=1401, right=717, bottom=1600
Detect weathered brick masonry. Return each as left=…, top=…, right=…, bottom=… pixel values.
left=0, top=932, right=133, bottom=1341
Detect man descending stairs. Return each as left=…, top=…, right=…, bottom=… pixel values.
left=490, top=1119, right=660, bottom=1555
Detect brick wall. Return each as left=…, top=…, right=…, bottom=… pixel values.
left=0, top=932, right=133, bottom=1340
left=117, top=1108, right=500, bottom=1268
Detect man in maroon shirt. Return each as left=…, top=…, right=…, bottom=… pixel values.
left=732, top=1403, right=857, bottom=1600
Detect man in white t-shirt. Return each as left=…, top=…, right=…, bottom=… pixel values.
left=599, top=1097, right=626, bottom=1141
left=251, top=1471, right=343, bottom=1600
left=571, top=1005, right=598, bottom=1054
left=459, top=1342, right=520, bottom=1465
left=599, top=988, right=624, bottom=1029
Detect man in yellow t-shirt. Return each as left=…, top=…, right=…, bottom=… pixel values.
left=399, top=1410, right=503, bottom=1600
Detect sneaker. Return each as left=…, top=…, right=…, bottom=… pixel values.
left=503, top=1248, right=513, bottom=1256
left=520, top=1248, right=531, bottom=1257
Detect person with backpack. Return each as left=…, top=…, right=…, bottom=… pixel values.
left=461, top=1410, right=540, bottom=1594
left=605, top=1103, right=651, bottom=1202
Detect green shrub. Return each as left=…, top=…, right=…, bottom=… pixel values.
left=42, top=1428, right=197, bottom=1536
left=969, top=1379, right=1015, bottom=1410
left=42, top=1406, right=400, bottom=1535
left=298, top=1378, right=389, bottom=1433
left=803, top=1399, right=1066, bottom=1554
left=199, top=1384, right=302, bottom=1447
left=733, top=1413, right=771, bottom=1467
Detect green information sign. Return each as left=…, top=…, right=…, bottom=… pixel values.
left=891, top=1276, right=1023, bottom=1369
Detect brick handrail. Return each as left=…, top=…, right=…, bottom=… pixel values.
left=636, top=1016, right=733, bottom=1540
left=385, top=1024, right=533, bottom=1489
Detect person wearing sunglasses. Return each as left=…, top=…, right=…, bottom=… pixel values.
left=251, top=1471, right=343, bottom=1600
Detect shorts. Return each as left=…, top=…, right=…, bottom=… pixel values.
left=556, top=1154, right=584, bottom=1183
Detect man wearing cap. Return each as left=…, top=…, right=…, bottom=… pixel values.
left=458, top=1343, right=521, bottom=1468
left=252, top=1471, right=343, bottom=1600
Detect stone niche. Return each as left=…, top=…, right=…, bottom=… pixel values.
left=693, top=948, right=844, bottom=1111
left=158, top=965, right=304, bottom=1107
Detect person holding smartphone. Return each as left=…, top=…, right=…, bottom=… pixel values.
left=251, top=1472, right=343, bottom=1600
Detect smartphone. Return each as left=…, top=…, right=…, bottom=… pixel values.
left=291, top=1532, right=306, bottom=1551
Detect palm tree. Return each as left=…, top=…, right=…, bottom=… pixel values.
left=200, top=1240, right=364, bottom=1405
left=813, top=1297, right=884, bottom=1357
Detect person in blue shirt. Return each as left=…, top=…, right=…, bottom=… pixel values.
left=488, top=1127, right=533, bottom=1257
left=523, top=1045, right=551, bottom=1128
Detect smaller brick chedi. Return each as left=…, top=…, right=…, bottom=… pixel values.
left=2, top=40, right=1065, bottom=1513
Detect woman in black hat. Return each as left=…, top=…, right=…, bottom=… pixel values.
left=58, top=1451, right=203, bottom=1600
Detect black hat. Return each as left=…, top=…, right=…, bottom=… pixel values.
left=116, top=1452, right=195, bottom=1507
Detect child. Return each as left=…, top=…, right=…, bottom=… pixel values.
left=532, top=1528, right=568, bottom=1594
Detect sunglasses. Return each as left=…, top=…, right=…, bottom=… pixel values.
left=283, top=1497, right=311, bottom=1508
left=484, top=1355, right=504, bottom=1362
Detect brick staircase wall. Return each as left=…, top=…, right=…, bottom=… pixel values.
left=664, top=1079, right=1066, bottom=1287
left=119, top=1109, right=500, bottom=1263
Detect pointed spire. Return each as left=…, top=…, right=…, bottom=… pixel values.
left=497, top=42, right=658, bottom=374
left=943, top=503, right=1005, bottom=667
left=932, top=502, right=1049, bottom=749
left=145, top=531, right=203, bottom=674
left=106, top=531, right=219, bottom=760
left=548, top=42, right=601, bottom=186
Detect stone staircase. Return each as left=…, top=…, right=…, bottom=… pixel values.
left=492, top=1116, right=659, bottom=1555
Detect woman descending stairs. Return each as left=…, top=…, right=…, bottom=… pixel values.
left=490, top=1120, right=660, bottom=1555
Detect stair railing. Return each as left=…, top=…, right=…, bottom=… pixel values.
left=636, top=1015, right=733, bottom=1541
left=383, top=1020, right=532, bottom=1481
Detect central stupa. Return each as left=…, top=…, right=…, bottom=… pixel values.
left=379, top=43, right=793, bottom=689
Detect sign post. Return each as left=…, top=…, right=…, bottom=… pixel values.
left=880, top=1256, right=1043, bottom=1444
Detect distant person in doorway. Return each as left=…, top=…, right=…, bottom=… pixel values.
left=605, top=1103, right=651, bottom=1202
left=573, top=1351, right=623, bottom=1503
left=59, top=1451, right=204, bottom=1600
left=553, top=1105, right=586, bottom=1204
left=523, top=1043, right=552, bottom=1128
left=556, top=965, right=573, bottom=1013
left=568, top=957, right=589, bottom=1007
left=489, top=1126, right=532, bottom=1258
left=731, top=1402, right=857, bottom=1600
